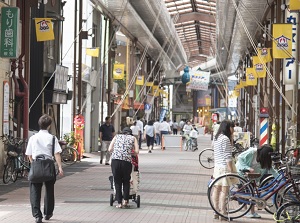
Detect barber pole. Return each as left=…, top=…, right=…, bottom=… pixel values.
left=259, top=118, right=268, bottom=146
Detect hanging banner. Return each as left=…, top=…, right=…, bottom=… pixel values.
left=135, top=75, right=144, bottom=86
left=86, top=48, right=99, bottom=57
left=272, top=23, right=293, bottom=58
left=257, top=48, right=272, bottom=63
left=145, top=82, right=153, bottom=87
left=34, top=18, right=55, bottom=42
left=253, top=56, right=266, bottom=78
left=0, top=7, right=20, bottom=58
left=188, top=70, right=210, bottom=91
left=290, top=0, right=300, bottom=10
left=233, top=89, right=240, bottom=98
left=3, top=81, right=9, bottom=135
left=283, top=10, right=298, bottom=85
left=152, top=85, right=159, bottom=96
left=145, top=94, right=153, bottom=114
left=246, top=68, right=257, bottom=86
left=113, top=64, right=125, bottom=80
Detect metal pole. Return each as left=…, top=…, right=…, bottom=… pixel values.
left=72, top=0, right=78, bottom=129
left=101, top=18, right=108, bottom=124
left=78, top=0, right=83, bottom=113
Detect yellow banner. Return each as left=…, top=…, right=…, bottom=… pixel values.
left=146, top=82, right=153, bottom=87
left=86, top=48, right=99, bottom=57
left=113, top=64, right=125, bottom=80
left=253, top=56, right=266, bottom=78
left=246, top=68, right=257, bottom=86
left=152, top=85, right=159, bottom=96
left=257, top=48, right=272, bottom=63
left=290, top=0, right=300, bottom=10
left=135, top=76, right=144, bottom=86
left=233, top=89, right=240, bottom=98
left=35, top=18, right=55, bottom=42
left=272, top=24, right=293, bottom=58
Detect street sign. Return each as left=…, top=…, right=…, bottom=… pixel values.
left=0, top=7, right=19, bottom=58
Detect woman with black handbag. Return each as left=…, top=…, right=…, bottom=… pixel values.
left=26, top=114, right=64, bottom=223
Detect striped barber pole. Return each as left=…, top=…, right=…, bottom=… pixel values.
left=259, top=118, right=268, bottom=146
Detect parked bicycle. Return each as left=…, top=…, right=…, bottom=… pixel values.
left=1, top=135, right=30, bottom=184
left=59, top=140, right=79, bottom=165
left=274, top=201, right=300, bottom=222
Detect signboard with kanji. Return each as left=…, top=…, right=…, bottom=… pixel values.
left=0, top=7, right=19, bottom=58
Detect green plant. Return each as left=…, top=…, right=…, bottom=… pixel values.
left=63, top=131, right=81, bottom=146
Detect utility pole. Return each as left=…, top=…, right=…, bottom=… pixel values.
left=72, top=0, right=77, bottom=129
left=78, top=0, right=83, bottom=113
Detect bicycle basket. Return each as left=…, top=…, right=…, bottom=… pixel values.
left=7, top=145, right=22, bottom=157
left=290, top=166, right=300, bottom=179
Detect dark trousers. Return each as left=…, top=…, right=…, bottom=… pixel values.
left=111, top=159, right=132, bottom=204
left=146, top=135, right=154, bottom=147
left=173, top=128, right=178, bottom=135
left=138, top=132, right=142, bottom=149
left=30, top=180, right=55, bottom=218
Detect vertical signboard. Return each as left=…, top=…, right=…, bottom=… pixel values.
left=284, top=10, right=298, bottom=85
left=3, top=81, right=9, bottom=135
left=0, top=7, right=20, bottom=58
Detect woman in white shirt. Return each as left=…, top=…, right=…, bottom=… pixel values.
left=144, top=120, right=155, bottom=153
left=26, top=114, right=63, bottom=223
left=130, top=121, right=140, bottom=141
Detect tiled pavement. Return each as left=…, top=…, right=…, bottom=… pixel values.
left=0, top=135, right=275, bottom=223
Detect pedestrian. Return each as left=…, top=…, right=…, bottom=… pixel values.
left=168, top=119, right=173, bottom=132
left=236, top=144, right=278, bottom=218
left=158, top=117, right=171, bottom=150
left=136, top=117, right=144, bottom=149
left=108, top=127, right=139, bottom=208
left=211, top=120, right=235, bottom=221
left=144, top=120, right=155, bottom=153
left=25, top=114, right=64, bottom=223
left=234, top=122, right=243, bottom=133
left=130, top=121, right=140, bottom=141
left=153, top=119, right=161, bottom=145
left=172, top=119, right=178, bottom=135
left=99, top=116, right=115, bottom=165
left=179, top=119, right=185, bottom=135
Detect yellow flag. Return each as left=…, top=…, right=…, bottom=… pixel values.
left=253, top=56, right=266, bottom=78
left=152, top=85, right=159, bottom=96
left=246, top=68, right=257, bottom=86
left=135, top=76, right=144, bottom=85
left=235, top=84, right=242, bottom=90
left=272, top=24, right=293, bottom=58
left=233, top=89, right=240, bottom=98
left=146, top=82, right=153, bottom=87
left=290, top=0, right=300, bottom=10
left=35, top=18, right=54, bottom=42
left=86, top=48, right=99, bottom=57
left=257, top=48, right=272, bottom=63
left=113, top=64, right=125, bottom=80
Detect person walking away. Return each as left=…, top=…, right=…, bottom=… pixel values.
left=168, top=119, right=173, bottom=132
left=179, top=119, right=185, bottom=135
left=144, top=120, right=155, bottom=153
left=173, top=120, right=178, bottom=135
left=153, top=119, right=161, bottom=145
left=26, top=114, right=64, bottom=223
left=158, top=117, right=171, bottom=150
left=236, top=144, right=278, bottom=218
left=234, top=122, right=243, bottom=133
left=211, top=120, right=235, bottom=221
left=108, top=127, right=139, bottom=208
left=99, top=116, right=115, bottom=165
left=130, top=121, right=140, bottom=142
left=136, top=117, right=144, bottom=149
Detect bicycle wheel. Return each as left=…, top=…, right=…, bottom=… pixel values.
left=3, top=158, right=15, bottom=184
left=259, top=175, right=278, bottom=214
left=208, top=174, right=254, bottom=220
left=199, top=148, right=214, bottom=169
left=276, top=202, right=300, bottom=222
left=186, top=139, right=192, bottom=151
left=61, top=146, right=78, bottom=165
left=18, top=154, right=31, bottom=179
left=279, top=182, right=300, bottom=205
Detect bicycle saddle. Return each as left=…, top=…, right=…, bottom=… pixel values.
left=246, top=172, right=261, bottom=179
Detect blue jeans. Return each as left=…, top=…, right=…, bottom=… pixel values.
left=155, top=133, right=160, bottom=145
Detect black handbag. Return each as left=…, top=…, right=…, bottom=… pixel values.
left=28, top=136, right=56, bottom=183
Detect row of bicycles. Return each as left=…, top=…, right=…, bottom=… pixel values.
left=198, top=139, right=300, bottom=222
left=1, top=134, right=80, bottom=184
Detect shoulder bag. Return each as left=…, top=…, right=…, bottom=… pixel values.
left=28, top=136, right=56, bottom=183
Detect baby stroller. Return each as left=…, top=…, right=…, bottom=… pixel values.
left=109, top=153, right=140, bottom=208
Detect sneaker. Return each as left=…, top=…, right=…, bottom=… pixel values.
left=148, top=150, right=152, bottom=153
left=105, top=163, right=109, bottom=165
left=245, top=212, right=261, bottom=218
left=100, top=160, right=102, bottom=164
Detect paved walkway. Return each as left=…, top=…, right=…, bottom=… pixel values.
left=0, top=135, right=274, bottom=223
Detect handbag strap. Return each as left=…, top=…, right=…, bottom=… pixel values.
left=52, top=135, right=55, bottom=157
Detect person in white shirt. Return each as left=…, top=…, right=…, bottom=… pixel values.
left=173, top=120, right=178, bottom=135
left=153, top=119, right=161, bottom=145
left=234, top=122, right=243, bottom=133
left=144, top=120, right=155, bottom=153
left=136, top=117, right=144, bottom=149
left=158, top=117, right=171, bottom=150
left=25, top=114, right=63, bottom=223
left=183, top=121, right=193, bottom=136
left=179, top=119, right=185, bottom=135
left=130, top=121, right=140, bottom=141
left=168, top=119, right=173, bottom=132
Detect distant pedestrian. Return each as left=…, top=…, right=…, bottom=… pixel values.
left=108, top=127, right=139, bottom=208
left=179, top=119, right=185, bottom=135
left=25, top=114, right=64, bottom=223
left=153, top=119, right=161, bottom=145
left=144, top=120, right=155, bottom=153
left=136, top=117, right=144, bottom=149
left=99, top=116, right=115, bottom=165
left=159, top=117, right=171, bottom=150
left=172, top=119, right=178, bottom=135
left=130, top=121, right=140, bottom=141
left=234, top=122, right=243, bottom=133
